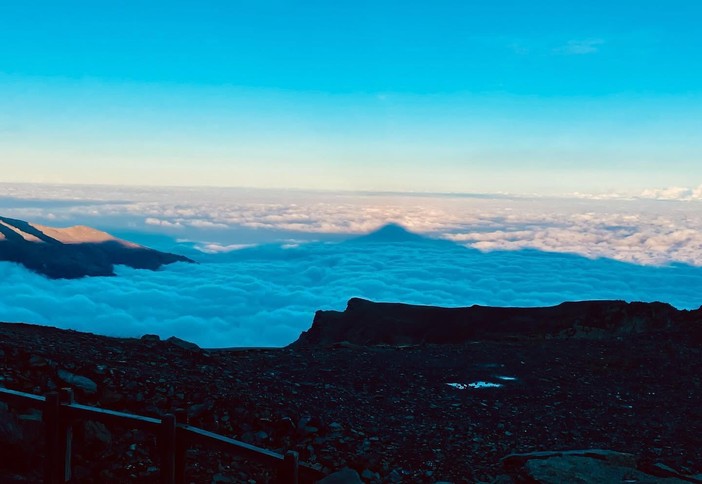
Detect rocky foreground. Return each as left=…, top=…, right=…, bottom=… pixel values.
left=1, top=315, right=702, bottom=483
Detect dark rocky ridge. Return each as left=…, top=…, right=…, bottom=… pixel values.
left=0, top=215, right=193, bottom=278
left=293, top=298, right=702, bottom=347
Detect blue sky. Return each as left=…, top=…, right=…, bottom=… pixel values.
left=2, top=1, right=701, bottom=193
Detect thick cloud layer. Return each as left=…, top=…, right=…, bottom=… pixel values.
left=2, top=233, right=702, bottom=348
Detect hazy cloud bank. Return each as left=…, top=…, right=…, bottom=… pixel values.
left=3, top=183, right=702, bottom=266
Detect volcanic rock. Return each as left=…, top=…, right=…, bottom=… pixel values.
left=57, top=369, right=98, bottom=394
left=166, top=336, right=201, bottom=352
left=498, top=449, right=692, bottom=483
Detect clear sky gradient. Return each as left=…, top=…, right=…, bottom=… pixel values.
left=1, top=1, right=701, bottom=194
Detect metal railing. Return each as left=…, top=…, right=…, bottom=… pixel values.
left=0, top=386, right=325, bottom=483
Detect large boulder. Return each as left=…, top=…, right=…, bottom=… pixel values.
left=57, top=369, right=98, bottom=394
left=499, top=449, right=696, bottom=483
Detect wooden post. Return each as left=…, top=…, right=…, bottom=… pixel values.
left=43, top=392, right=60, bottom=484
left=280, top=450, right=299, bottom=484
left=59, top=388, right=74, bottom=483
left=160, top=414, right=176, bottom=484
left=174, top=409, right=188, bottom=484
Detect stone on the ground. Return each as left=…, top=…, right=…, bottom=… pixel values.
left=318, top=467, right=363, bottom=484
left=57, top=369, right=97, bottom=394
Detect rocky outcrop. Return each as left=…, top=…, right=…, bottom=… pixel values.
left=292, top=298, right=702, bottom=347
left=497, top=449, right=700, bottom=483
left=0, top=215, right=193, bottom=278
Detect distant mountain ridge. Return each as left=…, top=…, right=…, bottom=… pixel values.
left=0, top=215, right=193, bottom=279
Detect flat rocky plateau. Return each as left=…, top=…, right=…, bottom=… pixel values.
left=1, top=322, right=701, bottom=483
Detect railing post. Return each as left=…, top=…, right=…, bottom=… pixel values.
left=59, top=388, right=74, bottom=483
left=280, top=450, right=299, bottom=484
left=174, top=409, right=188, bottom=484
left=43, top=392, right=60, bottom=484
left=159, top=414, right=176, bottom=484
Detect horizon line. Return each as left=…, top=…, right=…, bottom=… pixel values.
left=0, top=180, right=656, bottom=202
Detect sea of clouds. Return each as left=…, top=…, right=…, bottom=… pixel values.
left=2, top=183, right=702, bottom=347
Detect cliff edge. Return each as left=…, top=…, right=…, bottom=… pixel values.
left=292, top=297, right=702, bottom=347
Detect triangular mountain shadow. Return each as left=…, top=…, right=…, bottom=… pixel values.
left=346, top=223, right=458, bottom=247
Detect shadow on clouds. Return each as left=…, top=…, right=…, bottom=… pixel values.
left=2, top=225, right=701, bottom=348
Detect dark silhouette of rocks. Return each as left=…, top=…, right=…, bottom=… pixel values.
left=293, top=297, right=702, bottom=347
left=0, top=215, right=193, bottom=278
